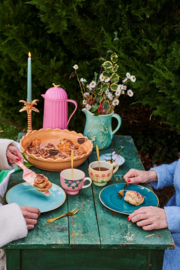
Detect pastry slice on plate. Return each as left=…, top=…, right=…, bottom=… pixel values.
left=124, top=190, right=144, bottom=206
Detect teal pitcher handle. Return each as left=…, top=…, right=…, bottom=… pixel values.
left=111, top=113, right=122, bottom=138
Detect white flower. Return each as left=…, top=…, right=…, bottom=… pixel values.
left=130, top=75, right=136, bottom=82
left=73, top=64, right=78, bottom=70
left=118, top=84, right=124, bottom=91
left=104, top=77, right=110, bottom=82
left=123, top=85, right=127, bottom=90
left=87, top=84, right=92, bottom=91
left=83, top=92, right=89, bottom=97
left=86, top=104, right=91, bottom=110
left=80, top=78, right=87, bottom=83
left=107, top=92, right=114, bottom=100
left=90, top=81, right=96, bottom=88
left=99, top=74, right=105, bottom=82
left=105, top=89, right=109, bottom=95
left=83, top=100, right=87, bottom=105
left=122, top=90, right=125, bottom=94
left=122, top=78, right=127, bottom=83
left=115, top=89, right=121, bottom=96
left=126, top=72, right=131, bottom=78
left=112, top=99, right=119, bottom=106
left=127, top=89, right=134, bottom=97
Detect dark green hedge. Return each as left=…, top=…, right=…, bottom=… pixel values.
left=0, top=0, right=179, bottom=133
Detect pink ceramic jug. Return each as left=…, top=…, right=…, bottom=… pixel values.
left=42, top=84, right=77, bottom=129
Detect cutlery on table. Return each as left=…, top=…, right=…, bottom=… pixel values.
left=15, top=160, right=50, bottom=196
left=46, top=208, right=79, bottom=223
left=118, top=183, right=129, bottom=199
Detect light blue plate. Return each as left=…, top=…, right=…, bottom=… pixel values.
left=99, top=183, right=159, bottom=215
left=6, top=183, right=66, bottom=213
left=100, top=153, right=125, bottom=166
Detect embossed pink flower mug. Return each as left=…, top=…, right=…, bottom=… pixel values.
left=60, top=169, right=92, bottom=195
left=88, top=161, right=119, bottom=186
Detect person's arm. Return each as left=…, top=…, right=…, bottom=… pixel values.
left=0, top=139, right=23, bottom=170
left=0, top=203, right=27, bottom=247
left=0, top=203, right=41, bottom=248
left=150, top=160, right=178, bottom=190
left=164, top=206, right=180, bottom=233
left=127, top=206, right=168, bottom=230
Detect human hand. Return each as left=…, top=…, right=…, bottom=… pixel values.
left=20, top=206, right=41, bottom=230
left=127, top=206, right=168, bottom=230
left=124, top=169, right=157, bottom=184
left=6, top=145, right=24, bottom=164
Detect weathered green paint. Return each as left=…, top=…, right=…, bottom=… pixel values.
left=4, top=169, right=69, bottom=249
left=20, top=249, right=164, bottom=270
left=88, top=135, right=174, bottom=250
left=6, top=249, right=20, bottom=270
left=68, top=161, right=100, bottom=248
left=3, top=134, right=174, bottom=269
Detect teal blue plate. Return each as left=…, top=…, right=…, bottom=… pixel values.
left=99, top=183, right=159, bottom=215
left=6, top=183, right=66, bottom=213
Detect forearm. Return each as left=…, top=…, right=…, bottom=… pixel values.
left=147, top=170, right=158, bottom=182
left=150, top=160, right=178, bottom=189
left=164, top=206, right=180, bottom=233
left=0, top=203, right=27, bottom=248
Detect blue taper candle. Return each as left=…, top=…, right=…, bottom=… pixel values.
left=27, top=52, right=32, bottom=102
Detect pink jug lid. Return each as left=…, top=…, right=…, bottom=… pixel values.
left=42, top=83, right=68, bottom=101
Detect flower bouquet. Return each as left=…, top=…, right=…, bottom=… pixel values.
left=73, top=53, right=136, bottom=115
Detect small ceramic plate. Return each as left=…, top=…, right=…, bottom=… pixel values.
left=6, top=183, right=66, bottom=213
left=99, top=183, right=159, bottom=215
left=100, top=153, right=125, bottom=166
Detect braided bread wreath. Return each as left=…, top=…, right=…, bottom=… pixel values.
left=33, top=174, right=52, bottom=192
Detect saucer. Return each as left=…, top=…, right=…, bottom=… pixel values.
left=99, top=153, right=125, bottom=166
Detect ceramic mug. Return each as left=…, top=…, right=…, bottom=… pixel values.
left=60, top=168, right=92, bottom=195
left=88, top=161, right=119, bottom=186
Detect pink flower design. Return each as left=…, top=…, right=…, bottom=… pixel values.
left=90, top=171, right=94, bottom=176
left=101, top=174, right=106, bottom=177
left=95, top=174, right=100, bottom=177
left=107, top=173, right=111, bottom=177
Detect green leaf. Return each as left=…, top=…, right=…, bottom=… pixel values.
left=101, top=83, right=109, bottom=92
left=94, top=112, right=101, bottom=116
left=113, top=64, right=119, bottom=73
left=111, top=53, right=118, bottom=63
left=95, top=96, right=102, bottom=102
left=110, top=83, right=118, bottom=91
left=102, top=71, right=110, bottom=77
left=102, top=61, right=113, bottom=69
left=94, top=72, right=98, bottom=81
left=110, top=73, right=119, bottom=83
left=22, top=153, right=33, bottom=167
left=91, top=103, right=99, bottom=112
left=103, top=100, right=109, bottom=110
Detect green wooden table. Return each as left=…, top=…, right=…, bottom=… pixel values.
left=3, top=135, right=174, bottom=270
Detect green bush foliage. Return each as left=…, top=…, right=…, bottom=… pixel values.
left=0, top=0, right=179, bottom=133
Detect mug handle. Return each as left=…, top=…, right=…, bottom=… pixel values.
left=82, top=177, right=92, bottom=189
left=111, top=113, right=122, bottom=138
left=112, top=162, right=119, bottom=174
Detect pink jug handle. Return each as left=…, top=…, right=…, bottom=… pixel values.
left=67, top=99, right=78, bottom=127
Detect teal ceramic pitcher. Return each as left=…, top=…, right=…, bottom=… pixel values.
left=82, top=109, right=122, bottom=149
